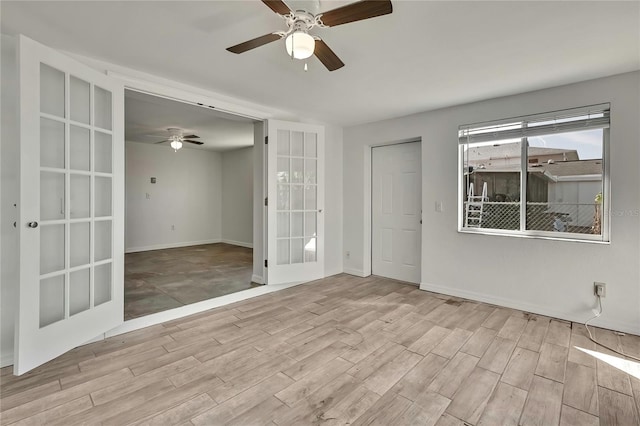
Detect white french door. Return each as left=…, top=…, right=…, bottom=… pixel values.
left=266, top=120, right=324, bottom=284
left=15, top=35, right=124, bottom=375
left=372, top=142, right=422, bottom=284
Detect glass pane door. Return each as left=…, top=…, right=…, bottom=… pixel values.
left=267, top=120, right=324, bottom=285
left=39, top=68, right=115, bottom=327
left=16, top=35, right=124, bottom=375
left=276, top=130, right=318, bottom=265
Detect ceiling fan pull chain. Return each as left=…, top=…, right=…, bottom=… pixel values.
left=290, top=31, right=295, bottom=59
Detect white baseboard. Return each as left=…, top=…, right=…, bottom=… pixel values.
left=0, top=349, right=13, bottom=369
left=221, top=239, right=253, bottom=249
left=82, top=334, right=106, bottom=346
left=324, top=268, right=344, bottom=278
left=125, top=239, right=221, bottom=253
left=420, top=281, right=640, bottom=336
left=251, top=274, right=263, bottom=284
left=343, top=268, right=368, bottom=277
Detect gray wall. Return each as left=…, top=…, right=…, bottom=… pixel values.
left=324, top=125, right=344, bottom=277
left=125, top=141, right=223, bottom=252
left=1, top=35, right=19, bottom=366
left=252, top=124, right=265, bottom=283
left=343, top=72, right=640, bottom=334
left=221, top=147, right=253, bottom=247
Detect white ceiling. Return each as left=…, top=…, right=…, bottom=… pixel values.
left=1, top=1, right=638, bottom=127
left=125, top=90, right=255, bottom=152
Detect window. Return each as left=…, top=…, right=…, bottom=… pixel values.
left=459, top=104, right=609, bottom=242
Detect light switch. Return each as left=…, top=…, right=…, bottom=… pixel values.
left=435, top=201, right=444, bottom=212
left=146, top=193, right=151, bottom=199
left=150, top=177, right=156, bottom=184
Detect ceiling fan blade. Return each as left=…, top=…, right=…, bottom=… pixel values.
left=154, top=140, right=170, bottom=144
left=182, top=134, right=199, bottom=139
left=319, top=0, right=392, bottom=27
left=227, top=33, right=283, bottom=54
left=183, top=140, right=204, bottom=145
left=262, top=0, right=291, bottom=15
left=314, top=40, right=345, bottom=71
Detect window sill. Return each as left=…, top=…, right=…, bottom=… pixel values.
left=458, top=227, right=610, bottom=245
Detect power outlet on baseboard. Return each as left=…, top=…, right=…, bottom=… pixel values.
left=594, top=282, right=606, bottom=297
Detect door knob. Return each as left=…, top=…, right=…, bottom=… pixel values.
left=27, top=221, right=38, bottom=228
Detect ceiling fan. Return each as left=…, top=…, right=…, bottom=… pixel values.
left=154, top=128, right=204, bottom=151
left=226, top=0, right=393, bottom=71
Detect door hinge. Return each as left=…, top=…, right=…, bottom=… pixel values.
left=264, top=259, right=268, bottom=268
left=264, top=136, right=268, bottom=145
left=264, top=197, right=268, bottom=206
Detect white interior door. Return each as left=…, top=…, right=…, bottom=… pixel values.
left=266, top=120, right=324, bottom=284
left=372, top=142, right=422, bottom=283
left=15, top=35, right=124, bottom=375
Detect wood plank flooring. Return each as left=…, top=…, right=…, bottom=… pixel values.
left=2, top=274, right=639, bottom=425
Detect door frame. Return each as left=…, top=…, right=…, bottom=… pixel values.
left=112, top=73, right=269, bottom=265
left=363, top=138, right=422, bottom=278
left=89, top=68, right=279, bottom=337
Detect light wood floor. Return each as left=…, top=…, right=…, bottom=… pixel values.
left=1, top=274, right=639, bottom=425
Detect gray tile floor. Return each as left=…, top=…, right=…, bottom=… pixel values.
left=125, top=243, right=259, bottom=320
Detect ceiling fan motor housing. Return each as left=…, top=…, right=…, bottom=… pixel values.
left=276, top=10, right=320, bottom=39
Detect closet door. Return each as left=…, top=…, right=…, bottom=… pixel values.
left=372, top=142, right=422, bottom=283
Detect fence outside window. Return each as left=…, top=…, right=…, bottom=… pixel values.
left=463, top=201, right=602, bottom=234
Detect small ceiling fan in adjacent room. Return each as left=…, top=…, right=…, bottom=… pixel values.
left=154, top=128, right=204, bottom=151
left=226, top=0, right=393, bottom=71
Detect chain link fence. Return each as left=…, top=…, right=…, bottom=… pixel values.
left=464, top=201, right=601, bottom=234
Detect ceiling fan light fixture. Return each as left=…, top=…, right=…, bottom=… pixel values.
left=170, top=140, right=183, bottom=151
left=285, top=31, right=315, bottom=60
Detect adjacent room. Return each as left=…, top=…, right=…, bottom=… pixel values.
left=123, top=90, right=258, bottom=319
left=1, top=1, right=639, bottom=425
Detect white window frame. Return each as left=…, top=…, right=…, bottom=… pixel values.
left=458, top=104, right=611, bottom=243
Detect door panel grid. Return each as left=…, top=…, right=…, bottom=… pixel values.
left=38, top=66, right=114, bottom=329
left=276, top=130, right=318, bottom=265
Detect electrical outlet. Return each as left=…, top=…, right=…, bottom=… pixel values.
left=594, top=282, right=606, bottom=297
left=345, top=251, right=350, bottom=259
left=171, top=225, right=175, bottom=231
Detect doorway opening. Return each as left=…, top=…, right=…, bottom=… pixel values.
left=371, top=141, right=422, bottom=284
left=124, top=90, right=259, bottom=320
